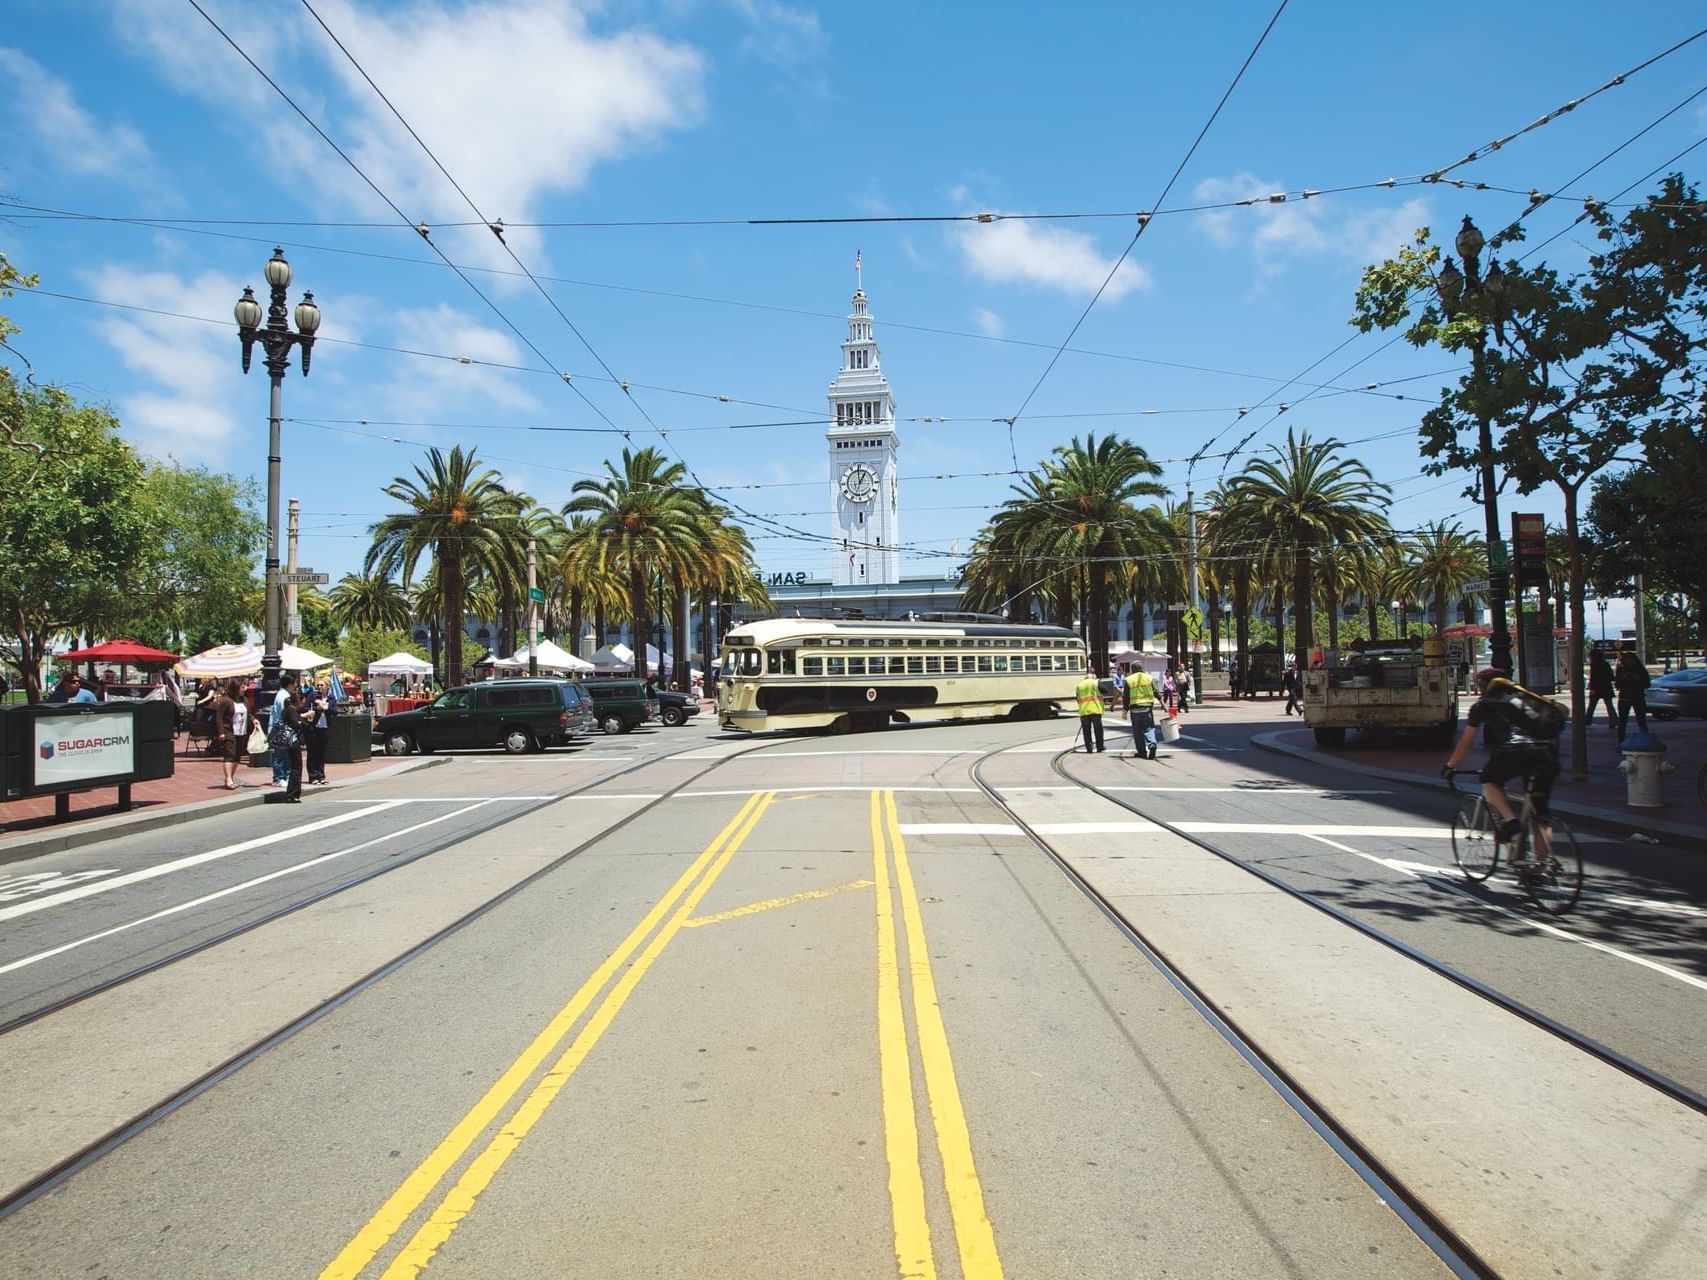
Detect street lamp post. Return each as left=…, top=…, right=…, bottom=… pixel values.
left=1434, top=216, right=1512, bottom=675
left=235, top=248, right=321, bottom=695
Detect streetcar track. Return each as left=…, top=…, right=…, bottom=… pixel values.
left=0, top=732, right=813, bottom=1221
left=969, top=747, right=1495, bottom=1280
left=1044, top=747, right=1707, bottom=1117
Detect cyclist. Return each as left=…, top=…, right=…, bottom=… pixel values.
left=1442, top=667, right=1561, bottom=856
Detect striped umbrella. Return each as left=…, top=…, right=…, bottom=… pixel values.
left=175, top=643, right=263, bottom=679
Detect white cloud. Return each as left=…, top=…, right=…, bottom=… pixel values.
left=76, top=265, right=247, bottom=463
left=731, top=0, right=828, bottom=73
left=972, top=308, right=1004, bottom=338
left=368, top=303, right=545, bottom=419
left=0, top=47, right=162, bottom=189
left=952, top=218, right=1150, bottom=300
left=110, top=1, right=706, bottom=273
left=1191, top=172, right=1429, bottom=272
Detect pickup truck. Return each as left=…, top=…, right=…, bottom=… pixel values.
left=1300, top=639, right=1460, bottom=747
left=653, top=688, right=701, bottom=727
left=583, top=679, right=659, bottom=735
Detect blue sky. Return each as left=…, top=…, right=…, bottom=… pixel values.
left=3, top=0, right=1703, bottom=629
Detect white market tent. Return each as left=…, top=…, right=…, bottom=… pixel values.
left=590, top=643, right=635, bottom=672
left=486, top=639, right=594, bottom=674
left=278, top=643, right=332, bottom=670
left=367, top=651, right=435, bottom=677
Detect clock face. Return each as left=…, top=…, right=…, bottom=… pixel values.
left=840, top=464, right=878, bottom=503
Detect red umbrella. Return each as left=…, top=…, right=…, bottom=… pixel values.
left=57, top=638, right=181, bottom=664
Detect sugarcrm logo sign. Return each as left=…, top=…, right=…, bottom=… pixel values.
left=39, top=741, right=55, bottom=761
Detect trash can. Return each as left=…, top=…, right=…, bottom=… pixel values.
left=1617, top=730, right=1671, bottom=808
left=325, top=710, right=373, bottom=764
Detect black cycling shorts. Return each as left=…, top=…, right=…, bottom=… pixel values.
left=1480, top=743, right=1560, bottom=813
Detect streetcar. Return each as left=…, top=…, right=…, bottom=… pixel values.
left=716, top=615, right=1088, bottom=733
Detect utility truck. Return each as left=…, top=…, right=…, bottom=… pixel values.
left=1300, top=638, right=1460, bottom=747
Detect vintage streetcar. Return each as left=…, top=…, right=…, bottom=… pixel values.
left=717, top=615, right=1089, bottom=733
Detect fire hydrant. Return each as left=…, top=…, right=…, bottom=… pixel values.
left=1617, top=730, right=1672, bottom=808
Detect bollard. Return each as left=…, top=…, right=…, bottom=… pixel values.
left=1616, top=730, right=1672, bottom=808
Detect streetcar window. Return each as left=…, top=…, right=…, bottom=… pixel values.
left=942, top=655, right=958, bottom=674
left=737, top=649, right=762, bottom=676
left=1025, top=655, right=1040, bottom=672
left=828, top=657, right=846, bottom=676
left=925, top=656, right=941, bottom=674
left=907, top=656, right=924, bottom=674
left=847, top=657, right=866, bottom=676
left=977, top=655, right=993, bottom=673
left=993, top=656, right=1008, bottom=672
left=803, top=657, right=823, bottom=676
left=825, top=637, right=844, bottom=646
left=1051, top=655, right=1067, bottom=671
left=767, top=650, right=796, bottom=675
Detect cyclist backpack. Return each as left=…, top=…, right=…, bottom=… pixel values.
left=1487, top=677, right=1567, bottom=740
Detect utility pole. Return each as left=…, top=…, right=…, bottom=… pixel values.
left=527, top=537, right=538, bottom=677
left=1633, top=573, right=1647, bottom=662
left=1186, top=485, right=1203, bottom=705
left=285, top=497, right=300, bottom=644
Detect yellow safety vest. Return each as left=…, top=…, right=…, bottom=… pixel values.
left=1075, top=676, right=1104, bottom=716
left=1128, top=672, right=1157, bottom=706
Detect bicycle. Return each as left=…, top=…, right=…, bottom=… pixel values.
left=1447, top=770, right=1583, bottom=914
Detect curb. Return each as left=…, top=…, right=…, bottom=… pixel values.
left=1251, top=730, right=1707, bottom=854
left=0, top=755, right=450, bottom=867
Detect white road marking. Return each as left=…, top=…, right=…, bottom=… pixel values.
left=898, top=823, right=1020, bottom=836
left=709, top=748, right=976, bottom=758
left=1303, top=834, right=1707, bottom=993
left=680, top=786, right=982, bottom=798
left=1177, top=822, right=1455, bottom=837
left=1034, top=821, right=1162, bottom=834
left=0, top=803, right=403, bottom=923
left=0, top=802, right=497, bottom=978
left=1097, top=787, right=1393, bottom=795
left=330, top=796, right=555, bottom=803
left=0, top=870, right=122, bottom=902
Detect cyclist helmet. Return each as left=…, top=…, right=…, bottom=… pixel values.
left=1475, top=666, right=1506, bottom=690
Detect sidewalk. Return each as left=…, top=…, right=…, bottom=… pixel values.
left=1178, top=689, right=1707, bottom=853
left=0, top=735, right=427, bottom=863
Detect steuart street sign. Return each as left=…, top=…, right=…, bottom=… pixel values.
left=281, top=569, right=330, bottom=585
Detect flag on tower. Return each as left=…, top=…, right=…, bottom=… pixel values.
left=855, top=249, right=861, bottom=271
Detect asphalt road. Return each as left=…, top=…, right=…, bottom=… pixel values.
left=1, top=710, right=1702, bottom=1277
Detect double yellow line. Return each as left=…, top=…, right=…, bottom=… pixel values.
left=871, top=789, right=1005, bottom=1280
left=320, top=791, right=775, bottom=1280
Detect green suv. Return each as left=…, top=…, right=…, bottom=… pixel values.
left=376, top=679, right=596, bottom=755
left=583, top=679, right=659, bottom=735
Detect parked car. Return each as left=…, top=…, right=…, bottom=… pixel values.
left=1647, top=667, right=1707, bottom=719
left=375, top=679, right=595, bottom=755
left=654, top=687, right=701, bottom=727
left=583, top=679, right=659, bottom=734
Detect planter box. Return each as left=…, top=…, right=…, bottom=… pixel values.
left=326, top=711, right=373, bottom=764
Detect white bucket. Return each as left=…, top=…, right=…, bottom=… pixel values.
left=1158, top=716, right=1181, bottom=743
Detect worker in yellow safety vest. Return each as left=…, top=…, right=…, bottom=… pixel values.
left=1075, top=665, right=1106, bottom=753
left=1126, top=667, right=1160, bottom=760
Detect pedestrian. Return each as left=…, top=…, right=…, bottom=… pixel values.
left=306, top=677, right=334, bottom=785
left=1226, top=655, right=1240, bottom=702
left=1075, top=663, right=1106, bottom=753
left=1126, top=665, right=1160, bottom=760
left=270, top=678, right=292, bottom=787
left=1283, top=663, right=1302, bottom=716
left=212, top=678, right=244, bottom=790
left=266, top=689, right=306, bottom=803
left=1175, top=664, right=1191, bottom=714
left=1585, top=651, right=1615, bottom=726
left=1614, top=652, right=1650, bottom=740
left=1160, top=667, right=1178, bottom=715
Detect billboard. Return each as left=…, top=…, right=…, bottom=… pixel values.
left=1512, top=513, right=1548, bottom=590
left=32, top=712, right=137, bottom=787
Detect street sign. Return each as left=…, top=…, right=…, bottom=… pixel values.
left=287, top=613, right=302, bottom=635
left=281, top=570, right=329, bottom=585
left=528, top=587, right=545, bottom=603
left=1487, top=540, right=1510, bottom=574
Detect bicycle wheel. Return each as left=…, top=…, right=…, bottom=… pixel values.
left=1522, top=816, right=1583, bottom=915
left=1451, top=799, right=1499, bottom=881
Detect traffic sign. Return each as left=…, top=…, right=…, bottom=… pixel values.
left=281, top=570, right=329, bottom=585
left=528, top=587, right=545, bottom=603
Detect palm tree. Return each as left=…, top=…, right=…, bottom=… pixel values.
left=366, top=445, right=524, bottom=684
left=1394, top=521, right=1485, bottom=635
left=329, top=572, right=411, bottom=633
left=1222, top=429, right=1392, bottom=669
left=563, top=447, right=705, bottom=678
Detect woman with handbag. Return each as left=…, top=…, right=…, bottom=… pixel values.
left=212, top=679, right=243, bottom=790
left=266, top=689, right=306, bottom=803
left=306, top=677, right=334, bottom=785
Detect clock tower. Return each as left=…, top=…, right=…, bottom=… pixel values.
left=827, top=260, right=900, bottom=586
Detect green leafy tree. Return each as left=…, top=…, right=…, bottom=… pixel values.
left=1394, top=521, right=1486, bottom=636
left=122, top=464, right=264, bottom=651
left=335, top=627, right=429, bottom=678
left=1588, top=422, right=1707, bottom=646
left=1351, top=177, right=1707, bottom=777
left=0, top=378, right=150, bottom=700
